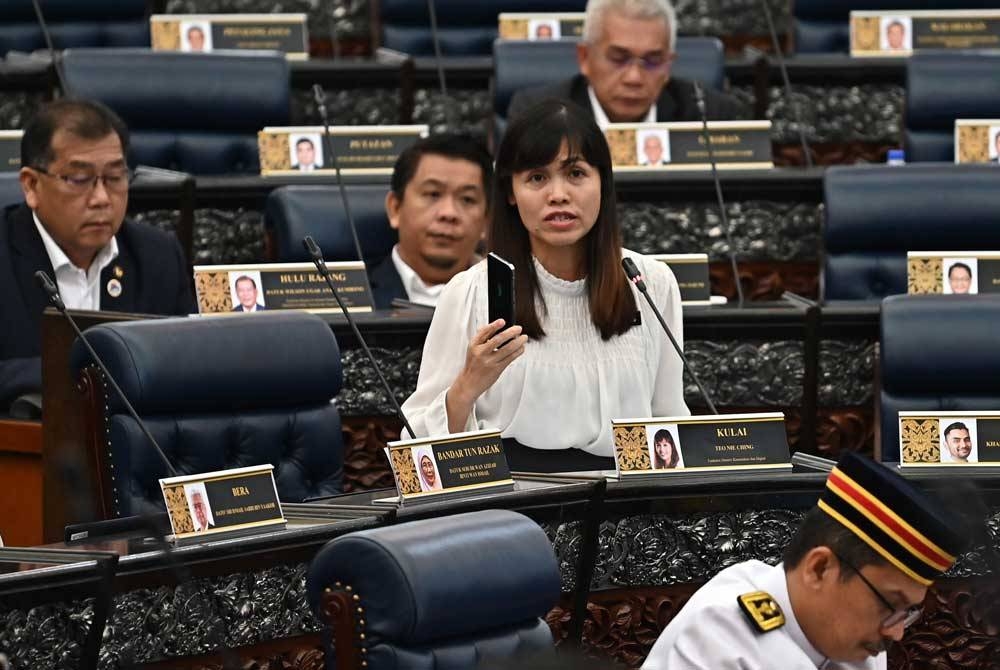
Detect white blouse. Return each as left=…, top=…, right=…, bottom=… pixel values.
left=400, top=249, right=691, bottom=457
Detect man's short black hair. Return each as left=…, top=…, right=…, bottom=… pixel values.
left=21, top=98, right=130, bottom=171
left=948, top=262, right=972, bottom=279
left=235, top=275, right=257, bottom=290
left=296, top=137, right=314, bottom=149
left=783, top=507, right=885, bottom=578
left=943, top=421, right=969, bottom=439
left=389, top=133, right=494, bottom=209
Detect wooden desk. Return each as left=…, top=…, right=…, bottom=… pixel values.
left=0, top=419, right=42, bottom=546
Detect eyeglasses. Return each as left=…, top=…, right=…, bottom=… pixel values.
left=32, top=166, right=134, bottom=195
left=603, top=49, right=673, bottom=73
left=832, top=551, right=923, bottom=629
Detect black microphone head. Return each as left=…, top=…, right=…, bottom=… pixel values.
left=311, top=84, right=326, bottom=105
left=621, top=257, right=640, bottom=280
left=693, top=81, right=706, bottom=113
left=302, top=235, right=323, bottom=260
left=34, top=270, right=65, bottom=308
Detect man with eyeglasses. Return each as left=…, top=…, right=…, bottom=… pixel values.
left=0, top=99, right=196, bottom=412
left=506, top=0, right=745, bottom=128
left=642, top=451, right=968, bottom=669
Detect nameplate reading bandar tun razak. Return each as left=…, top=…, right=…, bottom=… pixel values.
left=160, top=465, right=285, bottom=544
left=193, top=262, right=374, bottom=314
left=907, top=251, right=1000, bottom=295
left=258, top=125, right=428, bottom=176
left=151, top=13, right=309, bottom=59
left=850, top=10, right=1000, bottom=57
left=612, top=412, right=791, bottom=477
left=649, top=253, right=711, bottom=304
left=385, top=430, right=514, bottom=504
left=497, top=13, right=585, bottom=40
left=899, top=411, right=1000, bottom=468
left=954, top=120, right=1000, bottom=164
left=605, top=121, right=773, bottom=171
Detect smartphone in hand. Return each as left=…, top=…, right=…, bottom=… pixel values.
left=487, top=252, right=515, bottom=343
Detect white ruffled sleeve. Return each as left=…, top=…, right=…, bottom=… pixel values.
left=639, top=253, right=692, bottom=418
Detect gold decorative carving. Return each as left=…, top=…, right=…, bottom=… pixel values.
left=195, top=271, right=233, bottom=313
left=907, top=257, right=943, bottom=295
left=957, top=125, right=990, bottom=163
left=605, top=129, right=637, bottom=166
left=614, top=426, right=651, bottom=471
left=498, top=19, right=529, bottom=39
left=163, top=484, right=195, bottom=534
left=151, top=21, right=181, bottom=51
left=900, top=418, right=940, bottom=463
left=851, top=17, right=881, bottom=52
left=389, top=448, right=421, bottom=495
left=258, top=132, right=292, bottom=172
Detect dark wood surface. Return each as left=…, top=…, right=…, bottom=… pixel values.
left=0, top=419, right=42, bottom=547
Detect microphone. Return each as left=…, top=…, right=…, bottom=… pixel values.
left=759, top=0, right=813, bottom=168
left=621, top=257, right=718, bottom=415
left=426, top=0, right=448, bottom=98
left=303, top=236, right=416, bottom=439
left=693, top=82, right=745, bottom=308
left=34, top=270, right=178, bottom=478
left=30, top=0, right=69, bottom=93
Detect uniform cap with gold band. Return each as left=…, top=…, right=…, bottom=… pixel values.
left=817, top=451, right=968, bottom=586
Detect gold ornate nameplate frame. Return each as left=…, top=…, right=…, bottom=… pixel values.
left=193, top=262, right=373, bottom=314
left=259, top=125, right=429, bottom=176
left=0, top=130, right=21, bottom=172
left=850, top=10, right=1000, bottom=57
left=606, top=121, right=773, bottom=171
left=612, top=412, right=791, bottom=477
left=649, top=253, right=711, bottom=304
left=385, top=429, right=514, bottom=504
left=498, top=13, right=585, bottom=41
left=899, top=411, right=1000, bottom=467
left=907, top=251, right=1000, bottom=295
left=954, top=120, right=1000, bottom=164
left=160, top=465, right=285, bottom=544
left=151, top=13, right=309, bottom=59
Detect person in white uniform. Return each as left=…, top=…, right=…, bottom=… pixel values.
left=400, top=99, right=689, bottom=472
left=642, top=451, right=968, bottom=669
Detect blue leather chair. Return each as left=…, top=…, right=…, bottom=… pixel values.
left=880, top=295, right=1000, bottom=461
left=0, top=0, right=149, bottom=55
left=61, top=49, right=290, bottom=175
left=822, top=164, right=1000, bottom=301
left=70, top=312, right=345, bottom=519
left=264, top=185, right=398, bottom=265
left=906, top=53, right=1000, bottom=162
left=307, top=509, right=560, bottom=670
left=377, top=0, right=586, bottom=56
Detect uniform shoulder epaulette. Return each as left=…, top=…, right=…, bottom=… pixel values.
left=737, top=590, right=785, bottom=632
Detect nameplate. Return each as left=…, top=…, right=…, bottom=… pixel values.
left=899, top=411, right=1000, bottom=466
left=498, top=13, right=584, bottom=41
left=385, top=430, right=514, bottom=504
left=954, top=120, right=1000, bottom=164
left=850, top=10, right=1000, bottom=57
left=193, top=262, right=374, bottom=314
left=649, top=253, right=711, bottom=304
left=907, top=251, right=1000, bottom=295
left=151, top=14, right=309, bottom=59
left=612, top=412, right=791, bottom=476
left=160, top=465, right=286, bottom=543
left=0, top=131, right=21, bottom=172
left=606, top=121, right=773, bottom=171
left=259, top=125, right=428, bottom=176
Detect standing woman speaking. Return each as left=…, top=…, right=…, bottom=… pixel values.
left=401, top=100, right=689, bottom=472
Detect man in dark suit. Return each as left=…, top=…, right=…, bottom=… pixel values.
left=0, top=99, right=196, bottom=411
left=232, top=275, right=266, bottom=312
left=369, top=134, right=493, bottom=309
left=506, top=0, right=745, bottom=126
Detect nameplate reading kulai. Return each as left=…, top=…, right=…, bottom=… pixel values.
left=259, top=125, right=428, bottom=176
left=605, top=121, right=773, bottom=171
left=899, top=411, right=1000, bottom=467
left=650, top=253, right=711, bottom=304
left=850, top=10, right=1000, bottom=57
left=160, top=465, right=285, bottom=544
left=954, top=120, right=1000, bottom=164
left=150, top=13, right=309, bottom=59
left=386, top=430, right=514, bottom=504
left=907, top=251, right=1000, bottom=295
left=612, top=412, right=791, bottom=477
left=193, top=262, right=374, bottom=314
left=498, top=13, right=584, bottom=40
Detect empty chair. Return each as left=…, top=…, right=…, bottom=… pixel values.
left=0, top=0, right=149, bottom=55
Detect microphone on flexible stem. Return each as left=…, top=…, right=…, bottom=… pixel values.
left=426, top=0, right=448, bottom=98
left=693, top=82, right=745, bottom=309
left=758, top=0, right=813, bottom=168
left=303, top=236, right=416, bottom=440
left=621, top=257, right=719, bottom=415
left=30, top=0, right=69, bottom=93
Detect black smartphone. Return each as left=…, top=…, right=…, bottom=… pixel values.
left=487, top=252, right=516, bottom=335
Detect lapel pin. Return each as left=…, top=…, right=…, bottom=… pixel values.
left=107, top=278, right=122, bottom=298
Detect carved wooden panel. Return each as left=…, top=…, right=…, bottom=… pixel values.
left=710, top=261, right=819, bottom=302
left=342, top=417, right=400, bottom=492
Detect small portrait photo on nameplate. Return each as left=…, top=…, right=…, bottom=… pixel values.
left=0, top=130, right=22, bottom=172
left=649, top=254, right=711, bottom=304
left=151, top=14, right=309, bottom=59
left=497, top=13, right=584, bottom=40
left=899, top=411, right=1000, bottom=468
left=880, top=16, right=912, bottom=53
left=605, top=121, right=773, bottom=172
left=636, top=128, right=670, bottom=167
left=612, top=412, right=791, bottom=477
left=384, top=430, right=514, bottom=504
left=851, top=10, right=1000, bottom=57
left=258, top=125, right=428, bottom=176
left=194, top=262, right=374, bottom=314
left=907, top=252, right=1000, bottom=295
left=953, top=120, right=1000, bottom=164
left=160, top=465, right=285, bottom=544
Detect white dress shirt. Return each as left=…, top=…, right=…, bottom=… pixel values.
left=34, top=212, right=118, bottom=311
left=391, top=245, right=446, bottom=307
left=588, top=86, right=657, bottom=130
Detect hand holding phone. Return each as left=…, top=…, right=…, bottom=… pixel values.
left=487, top=252, right=516, bottom=338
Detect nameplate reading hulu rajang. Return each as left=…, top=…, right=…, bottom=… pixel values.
left=151, top=13, right=309, bottom=59
left=907, top=251, right=1000, bottom=296
left=850, top=10, right=1000, bottom=57
left=160, top=465, right=285, bottom=543
left=954, top=120, right=1000, bottom=164
left=258, top=125, right=428, bottom=176
left=649, top=254, right=711, bottom=304
left=612, top=412, right=791, bottom=477
left=193, top=262, right=374, bottom=314
left=605, top=121, right=773, bottom=171
left=497, top=13, right=584, bottom=40
left=899, top=411, right=1000, bottom=467
left=386, top=430, right=514, bottom=503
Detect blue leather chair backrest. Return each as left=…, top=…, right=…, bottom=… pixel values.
left=880, top=295, right=1000, bottom=461
left=307, top=509, right=561, bottom=669
left=62, top=49, right=291, bottom=175
left=69, top=312, right=344, bottom=517
left=379, top=0, right=587, bottom=56
left=493, top=36, right=726, bottom=120
left=0, top=173, right=24, bottom=208
left=822, top=164, right=1000, bottom=301
left=0, top=0, right=149, bottom=55
left=265, top=185, right=398, bottom=265
left=906, top=53, right=1000, bottom=162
